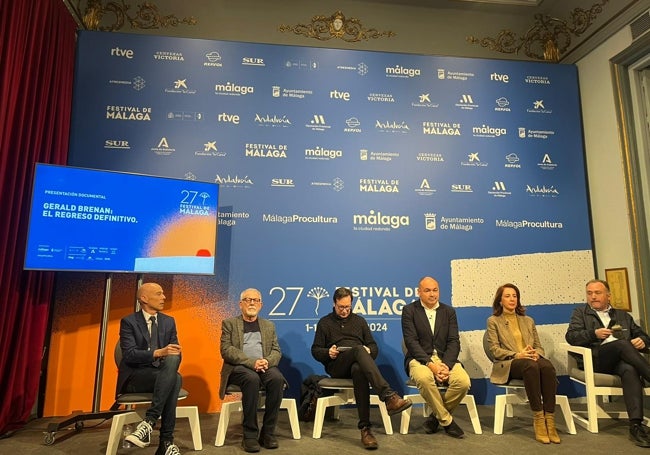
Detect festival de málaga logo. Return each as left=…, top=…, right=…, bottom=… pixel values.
left=422, top=121, right=461, bottom=136
left=245, top=143, right=288, bottom=158
left=359, top=178, right=399, bottom=193
left=106, top=105, right=151, bottom=121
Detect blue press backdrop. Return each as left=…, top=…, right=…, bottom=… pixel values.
left=65, top=31, right=593, bottom=404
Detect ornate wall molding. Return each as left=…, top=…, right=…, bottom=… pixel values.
left=65, top=0, right=197, bottom=31
left=466, top=0, right=610, bottom=62
left=278, top=10, right=395, bottom=42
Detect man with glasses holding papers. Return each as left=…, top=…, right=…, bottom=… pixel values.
left=311, top=287, right=412, bottom=450
left=220, top=288, right=286, bottom=453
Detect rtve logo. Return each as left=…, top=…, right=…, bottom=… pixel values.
left=330, top=89, right=350, bottom=101
left=110, top=47, right=134, bottom=59
left=490, top=72, right=509, bottom=83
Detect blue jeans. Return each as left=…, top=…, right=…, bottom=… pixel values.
left=122, top=355, right=182, bottom=442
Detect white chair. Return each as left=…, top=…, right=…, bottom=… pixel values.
left=312, top=377, right=393, bottom=438
left=563, top=342, right=650, bottom=433
left=483, top=333, right=576, bottom=435
left=106, top=343, right=202, bottom=455
left=214, top=384, right=301, bottom=446
left=399, top=379, right=482, bottom=434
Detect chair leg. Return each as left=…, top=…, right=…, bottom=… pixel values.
left=214, top=401, right=241, bottom=446
left=493, top=395, right=507, bottom=435
left=281, top=398, right=301, bottom=439
left=461, top=395, right=482, bottom=435
left=106, top=411, right=142, bottom=455
left=556, top=395, right=576, bottom=435
left=176, top=406, right=203, bottom=450
left=371, top=395, right=393, bottom=435
left=312, top=396, right=332, bottom=439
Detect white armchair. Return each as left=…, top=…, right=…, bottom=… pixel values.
left=563, top=343, right=650, bottom=433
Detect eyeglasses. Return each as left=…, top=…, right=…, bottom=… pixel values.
left=241, top=297, right=262, bottom=304
left=335, top=304, right=352, bottom=311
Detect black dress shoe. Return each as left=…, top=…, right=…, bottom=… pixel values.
left=630, top=424, right=650, bottom=447
left=242, top=438, right=261, bottom=453
left=258, top=433, right=279, bottom=449
left=443, top=420, right=465, bottom=439
left=423, top=413, right=440, bottom=434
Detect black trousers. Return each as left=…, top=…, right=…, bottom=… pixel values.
left=327, top=345, right=393, bottom=429
left=122, top=355, right=182, bottom=442
left=509, top=357, right=557, bottom=413
left=227, top=365, right=286, bottom=439
left=595, top=340, right=650, bottom=421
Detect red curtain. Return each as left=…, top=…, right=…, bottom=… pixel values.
left=0, top=0, right=77, bottom=434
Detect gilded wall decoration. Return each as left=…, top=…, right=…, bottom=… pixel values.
left=66, top=0, right=197, bottom=31
left=466, top=0, right=610, bottom=62
left=279, top=10, right=395, bottom=42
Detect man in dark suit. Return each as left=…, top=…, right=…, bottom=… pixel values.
left=119, top=282, right=182, bottom=455
left=220, top=288, right=286, bottom=453
left=401, top=276, right=470, bottom=439
left=566, top=278, right=650, bottom=447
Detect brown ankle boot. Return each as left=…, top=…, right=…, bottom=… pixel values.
left=533, top=411, right=550, bottom=444
left=360, top=426, right=378, bottom=450
left=384, top=393, right=412, bottom=416
left=545, top=412, right=561, bottom=443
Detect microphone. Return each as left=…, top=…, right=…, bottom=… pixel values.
left=505, top=320, right=509, bottom=326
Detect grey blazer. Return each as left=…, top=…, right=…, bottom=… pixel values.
left=219, top=315, right=282, bottom=399
left=486, top=314, right=545, bottom=384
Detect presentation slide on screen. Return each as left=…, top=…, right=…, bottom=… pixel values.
left=25, top=163, right=219, bottom=274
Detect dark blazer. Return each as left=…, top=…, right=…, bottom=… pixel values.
left=401, top=299, right=461, bottom=375
left=486, top=314, right=544, bottom=384
left=117, top=310, right=179, bottom=396
left=219, top=315, right=282, bottom=399
left=566, top=304, right=650, bottom=352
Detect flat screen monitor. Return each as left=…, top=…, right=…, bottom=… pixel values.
left=24, top=163, right=219, bottom=274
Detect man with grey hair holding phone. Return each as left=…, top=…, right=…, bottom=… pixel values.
left=566, top=278, right=650, bottom=447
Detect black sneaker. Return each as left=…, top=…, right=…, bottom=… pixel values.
left=155, top=440, right=181, bottom=455
left=630, top=424, right=650, bottom=447
left=242, top=437, right=261, bottom=453
left=443, top=420, right=465, bottom=439
left=423, top=413, right=440, bottom=434
left=125, top=420, right=153, bottom=448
